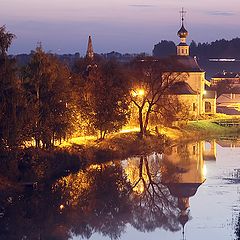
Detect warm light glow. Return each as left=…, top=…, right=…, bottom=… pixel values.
left=203, top=164, right=207, bottom=178
left=138, top=89, right=145, bottom=96
left=60, top=204, right=64, bottom=210
left=203, top=90, right=207, bottom=95
left=131, top=88, right=145, bottom=97
left=120, top=127, right=140, bottom=133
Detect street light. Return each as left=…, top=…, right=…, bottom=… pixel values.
left=131, top=88, right=145, bottom=97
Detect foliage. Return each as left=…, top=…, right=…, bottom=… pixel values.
left=0, top=25, right=15, bottom=57
left=21, top=46, right=75, bottom=148
left=153, top=38, right=240, bottom=59
left=0, top=25, right=26, bottom=150
left=79, top=59, right=130, bottom=139
left=211, top=79, right=234, bottom=97
left=129, top=57, right=184, bottom=137
left=153, top=40, right=176, bottom=58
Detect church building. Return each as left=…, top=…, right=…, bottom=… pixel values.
left=168, top=10, right=216, bottom=116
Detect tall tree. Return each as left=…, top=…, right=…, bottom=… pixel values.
left=0, top=25, right=23, bottom=150
left=22, top=46, right=74, bottom=148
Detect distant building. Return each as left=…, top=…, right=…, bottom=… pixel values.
left=211, top=71, right=240, bottom=85
left=211, top=71, right=240, bottom=114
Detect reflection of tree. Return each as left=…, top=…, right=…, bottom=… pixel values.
left=55, top=163, right=132, bottom=239
left=0, top=157, right=182, bottom=240
left=0, top=185, right=70, bottom=240
left=126, top=155, right=180, bottom=232
left=235, top=213, right=240, bottom=240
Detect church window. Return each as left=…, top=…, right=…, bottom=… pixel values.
left=193, top=145, right=196, bottom=155
left=193, top=103, right=196, bottom=111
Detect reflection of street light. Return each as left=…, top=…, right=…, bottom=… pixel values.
left=203, top=164, right=207, bottom=178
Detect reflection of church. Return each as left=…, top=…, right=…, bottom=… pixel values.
left=161, top=140, right=216, bottom=236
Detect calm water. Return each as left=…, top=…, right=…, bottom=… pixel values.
left=1, top=139, right=240, bottom=240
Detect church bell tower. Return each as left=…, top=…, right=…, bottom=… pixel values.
left=86, top=35, right=94, bottom=60
left=177, top=8, right=189, bottom=56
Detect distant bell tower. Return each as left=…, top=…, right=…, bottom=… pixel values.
left=86, top=35, right=94, bottom=60
left=177, top=8, right=189, bottom=56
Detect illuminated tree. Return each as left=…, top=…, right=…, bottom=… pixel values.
left=79, top=60, right=130, bottom=139
left=129, top=57, right=184, bottom=137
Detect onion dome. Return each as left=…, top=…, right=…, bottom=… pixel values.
left=177, top=23, right=188, bottom=38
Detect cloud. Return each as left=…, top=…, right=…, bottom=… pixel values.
left=206, top=11, right=236, bottom=16
left=128, top=4, right=155, bottom=8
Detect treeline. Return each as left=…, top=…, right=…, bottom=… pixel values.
left=0, top=26, right=189, bottom=151
left=13, top=51, right=141, bottom=69
left=153, top=38, right=240, bottom=59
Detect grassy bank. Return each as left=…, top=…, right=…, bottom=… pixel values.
left=59, top=118, right=240, bottom=164
left=2, top=118, right=240, bottom=190
left=64, top=132, right=165, bottom=164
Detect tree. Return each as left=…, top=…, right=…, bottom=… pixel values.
left=22, top=46, right=74, bottom=148
left=152, top=40, right=176, bottom=58
left=151, top=95, right=191, bottom=126
left=129, top=57, right=184, bottom=138
left=79, top=60, right=130, bottom=139
left=0, top=25, right=15, bottom=57
left=0, top=25, right=24, bottom=150
left=212, top=79, right=234, bottom=98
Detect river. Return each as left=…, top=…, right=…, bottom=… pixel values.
left=1, top=138, right=240, bottom=240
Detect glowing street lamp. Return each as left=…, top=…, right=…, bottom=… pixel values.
left=131, top=88, right=145, bottom=97
left=137, top=89, right=145, bottom=96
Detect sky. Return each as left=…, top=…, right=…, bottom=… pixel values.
left=1, top=0, right=240, bottom=55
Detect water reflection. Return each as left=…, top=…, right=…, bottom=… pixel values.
left=161, top=141, right=207, bottom=237
left=2, top=139, right=240, bottom=239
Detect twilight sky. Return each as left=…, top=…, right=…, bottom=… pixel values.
left=1, top=0, right=240, bottom=55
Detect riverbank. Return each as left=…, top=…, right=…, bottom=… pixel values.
left=2, top=118, right=240, bottom=191
left=60, top=118, right=240, bottom=164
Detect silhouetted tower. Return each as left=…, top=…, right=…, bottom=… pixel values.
left=86, top=36, right=94, bottom=60
left=177, top=8, right=189, bottom=56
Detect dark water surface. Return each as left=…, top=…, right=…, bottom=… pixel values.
left=1, top=139, right=240, bottom=240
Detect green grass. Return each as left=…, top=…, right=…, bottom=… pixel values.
left=184, top=119, right=240, bottom=136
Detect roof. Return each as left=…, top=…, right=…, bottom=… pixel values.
left=178, top=42, right=188, bottom=46
left=168, top=81, right=197, bottom=95
left=165, top=183, right=203, bottom=198
left=218, top=86, right=240, bottom=94
left=212, top=71, right=240, bottom=79
left=167, top=55, right=204, bottom=72
left=177, top=24, right=188, bottom=38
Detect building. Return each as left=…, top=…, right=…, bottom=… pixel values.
left=167, top=11, right=216, bottom=116
left=210, top=71, right=240, bottom=115
left=211, top=71, right=240, bottom=85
